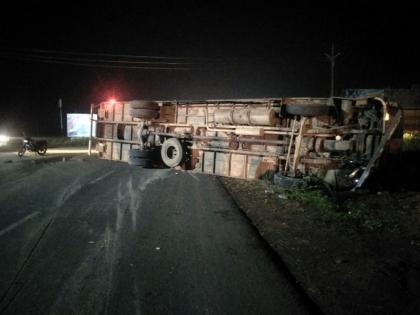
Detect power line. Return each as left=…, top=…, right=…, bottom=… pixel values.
left=0, top=54, right=195, bottom=70
left=1, top=47, right=218, bottom=62
left=0, top=51, right=207, bottom=66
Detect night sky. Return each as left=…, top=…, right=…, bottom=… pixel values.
left=0, top=2, right=419, bottom=135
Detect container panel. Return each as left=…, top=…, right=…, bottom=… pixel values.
left=122, top=103, right=133, bottom=122
left=104, top=124, right=113, bottom=139
left=124, top=126, right=132, bottom=140
left=103, top=141, right=112, bottom=159
left=246, top=156, right=262, bottom=179
left=214, top=153, right=230, bottom=176
left=230, top=154, right=246, bottom=177
left=114, top=102, right=124, bottom=121
left=121, top=144, right=131, bottom=162
left=112, top=143, right=121, bottom=161
left=203, top=152, right=215, bottom=173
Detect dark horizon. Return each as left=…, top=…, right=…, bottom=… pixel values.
left=1, top=2, right=419, bottom=136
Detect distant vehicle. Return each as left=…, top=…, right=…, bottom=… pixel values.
left=18, top=137, right=48, bottom=157
left=0, top=134, right=10, bottom=146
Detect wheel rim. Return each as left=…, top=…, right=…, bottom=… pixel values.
left=167, top=146, right=178, bottom=160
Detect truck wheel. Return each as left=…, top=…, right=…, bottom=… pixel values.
left=285, top=103, right=330, bottom=117
left=129, top=149, right=153, bottom=159
left=130, top=108, right=159, bottom=119
left=129, top=100, right=159, bottom=110
left=161, top=138, right=184, bottom=168
left=128, top=157, right=152, bottom=168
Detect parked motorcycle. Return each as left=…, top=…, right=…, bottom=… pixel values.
left=18, top=137, right=48, bottom=157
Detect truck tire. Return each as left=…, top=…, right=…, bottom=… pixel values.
left=128, top=157, right=152, bottom=168
left=129, top=100, right=159, bottom=110
left=161, top=138, right=184, bottom=168
left=130, top=108, right=159, bottom=119
left=128, top=149, right=153, bottom=159
left=285, top=103, right=330, bottom=117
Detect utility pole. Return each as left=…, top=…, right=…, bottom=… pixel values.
left=58, top=98, right=64, bottom=134
left=325, top=43, right=341, bottom=97
left=88, top=103, right=94, bottom=156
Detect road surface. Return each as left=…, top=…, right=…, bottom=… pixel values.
left=0, top=155, right=313, bottom=315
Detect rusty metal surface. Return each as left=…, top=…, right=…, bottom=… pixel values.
left=93, top=96, right=402, bottom=188
left=353, top=109, right=402, bottom=190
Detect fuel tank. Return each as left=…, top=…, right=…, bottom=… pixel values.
left=214, top=108, right=276, bottom=126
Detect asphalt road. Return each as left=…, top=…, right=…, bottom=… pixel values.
left=0, top=154, right=313, bottom=315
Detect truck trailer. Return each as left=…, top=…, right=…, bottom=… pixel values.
left=91, top=96, right=402, bottom=190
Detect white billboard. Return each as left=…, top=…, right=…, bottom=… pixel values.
left=67, top=114, right=97, bottom=137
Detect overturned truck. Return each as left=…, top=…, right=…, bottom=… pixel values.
left=92, top=96, right=402, bottom=190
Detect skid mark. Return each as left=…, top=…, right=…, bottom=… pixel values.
left=0, top=212, right=40, bottom=237
left=133, top=282, right=142, bottom=315
left=58, top=168, right=116, bottom=208
left=124, top=171, right=169, bottom=232
left=88, top=170, right=115, bottom=185
left=188, top=171, right=200, bottom=182
left=126, top=176, right=139, bottom=231
left=51, top=171, right=172, bottom=313
left=57, top=178, right=83, bottom=207
left=103, top=225, right=117, bottom=315
left=48, top=224, right=118, bottom=315
left=116, top=182, right=125, bottom=232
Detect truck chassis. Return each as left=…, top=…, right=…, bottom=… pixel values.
left=92, top=96, right=402, bottom=189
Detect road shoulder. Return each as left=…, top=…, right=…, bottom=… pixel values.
left=220, top=177, right=420, bottom=315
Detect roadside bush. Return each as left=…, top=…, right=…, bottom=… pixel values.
left=284, top=180, right=395, bottom=232
left=403, top=132, right=420, bottom=151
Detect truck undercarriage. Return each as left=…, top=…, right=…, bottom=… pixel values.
left=92, top=96, right=402, bottom=190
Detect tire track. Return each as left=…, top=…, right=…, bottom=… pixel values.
left=0, top=164, right=118, bottom=314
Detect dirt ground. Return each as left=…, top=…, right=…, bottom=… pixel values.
left=220, top=155, right=420, bottom=315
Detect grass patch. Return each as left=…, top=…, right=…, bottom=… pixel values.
left=403, top=132, right=420, bottom=151
left=283, top=180, right=397, bottom=232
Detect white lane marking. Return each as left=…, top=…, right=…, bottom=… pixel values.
left=0, top=212, right=40, bottom=237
